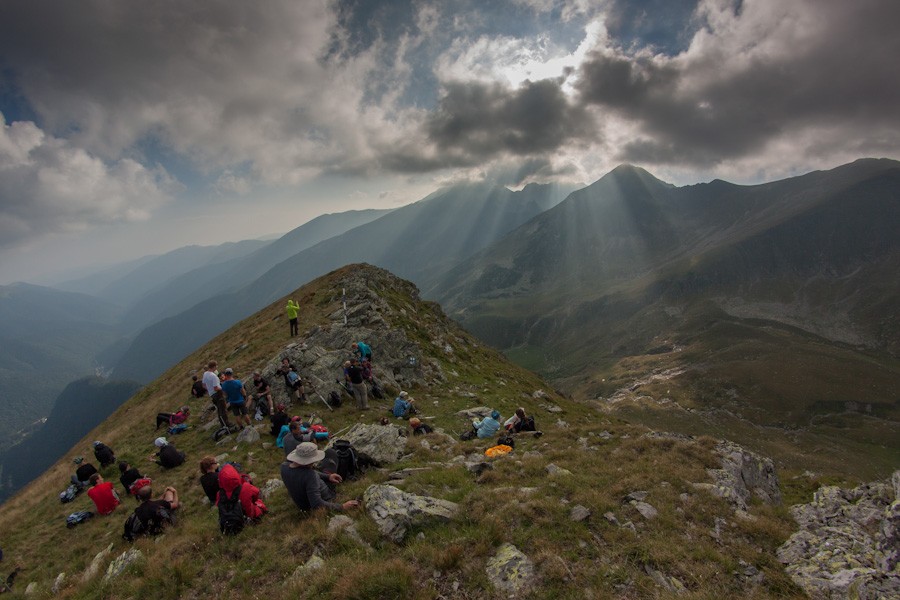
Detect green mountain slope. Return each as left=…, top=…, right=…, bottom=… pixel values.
left=432, top=159, right=900, bottom=478
left=0, top=265, right=807, bottom=599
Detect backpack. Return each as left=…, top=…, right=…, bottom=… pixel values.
left=370, top=383, right=384, bottom=400
left=167, top=423, right=188, bottom=434
left=122, top=512, right=146, bottom=541
left=328, top=390, right=342, bottom=408
left=218, top=485, right=245, bottom=535
left=286, top=371, right=300, bottom=386
left=59, top=483, right=80, bottom=503
left=66, top=511, right=94, bottom=529
left=331, top=439, right=359, bottom=480
left=497, top=434, right=515, bottom=449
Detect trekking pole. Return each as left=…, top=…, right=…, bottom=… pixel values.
left=304, top=378, right=333, bottom=412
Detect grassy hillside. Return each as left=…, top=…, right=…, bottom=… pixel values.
left=0, top=265, right=809, bottom=599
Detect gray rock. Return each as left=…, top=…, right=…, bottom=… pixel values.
left=465, top=459, right=493, bottom=476
left=328, top=423, right=405, bottom=466
left=705, top=441, right=781, bottom=510
left=103, top=549, right=143, bottom=582
left=532, top=390, right=550, bottom=399
left=261, top=478, right=285, bottom=500
left=235, top=427, right=261, bottom=444
left=555, top=419, right=569, bottom=428
left=51, top=573, right=65, bottom=595
left=645, top=565, right=686, bottom=594
left=289, top=554, right=325, bottom=580
left=603, top=512, right=620, bottom=526
left=485, top=543, right=535, bottom=595
left=82, top=543, right=114, bottom=582
left=388, top=467, right=433, bottom=480
left=778, top=471, right=900, bottom=599
left=632, top=501, right=658, bottom=520
left=328, top=514, right=370, bottom=548
left=24, top=582, right=37, bottom=595
left=456, top=406, right=492, bottom=419
left=625, top=491, right=648, bottom=502
left=545, top=463, right=572, bottom=477
left=541, top=403, right=563, bottom=413
left=363, top=484, right=459, bottom=542
left=570, top=505, right=591, bottom=522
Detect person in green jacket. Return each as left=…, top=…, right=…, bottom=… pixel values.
left=286, top=299, right=300, bottom=336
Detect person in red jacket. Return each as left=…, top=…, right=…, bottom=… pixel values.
left=87, top=473, right=121, bottom=515
left=216, top=464, right=267, bottom=522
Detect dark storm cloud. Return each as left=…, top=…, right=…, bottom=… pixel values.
left=426, top=78, right=595, bottom=161
left=575, top=0, right=900, bottom=167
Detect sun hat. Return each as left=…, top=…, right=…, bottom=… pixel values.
left=286, top=442, right=325, bottom=466
left=399, top=391, right=408, bottom=398
left=154, top=437, right=168, bottom=448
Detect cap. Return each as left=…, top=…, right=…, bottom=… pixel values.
left=154, top=437, right=168, bottom=448
left=399, top=391, right=408, bottom=398
left=224, top=368, right=234, bottom=375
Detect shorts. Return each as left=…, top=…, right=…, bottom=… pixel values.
left=229, top=403, right=248, bottom=416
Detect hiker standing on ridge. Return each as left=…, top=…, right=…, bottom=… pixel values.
left=286, top=299, right=300, bottom=337
left=345, top=358, right=368, bottom=410
left=203, top=360, right=233, bottom=429
left=221, top=368, right=250, bottom=429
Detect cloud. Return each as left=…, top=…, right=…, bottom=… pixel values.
left=427, top=79, right=595, bottom=159
left=573, top=0, right=900, bottom=169
left=0, top=115, right=173, bottom=249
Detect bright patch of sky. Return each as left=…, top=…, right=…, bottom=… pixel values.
left=0, top=0, right=897, bottom=283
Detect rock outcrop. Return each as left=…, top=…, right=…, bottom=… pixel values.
left=777, top=471, right=900, bottom=599
left=697, top=441, right=781, bottom=510
left=328, top=423, right=406, bottom=466
left=363, top=484, right=459, bottom=542
left=485, top=543, right=535, bottom=594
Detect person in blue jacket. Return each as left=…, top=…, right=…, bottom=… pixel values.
left=474, top=410, right=502, bottom=438
left=391, top=391, right=416, bottom=418
left=352, top=341, right=372, bottom=362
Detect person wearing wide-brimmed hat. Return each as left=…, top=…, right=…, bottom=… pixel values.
left=280, top=442, right=360, bottom=512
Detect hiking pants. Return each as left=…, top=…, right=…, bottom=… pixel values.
left=351, top=382, right=368, bottom=410
left=212, top=391, right=232, bottom=427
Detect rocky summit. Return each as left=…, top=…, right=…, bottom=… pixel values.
left=0, top=264, right=889, bottom=599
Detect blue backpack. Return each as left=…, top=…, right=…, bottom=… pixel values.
left=66, top=511, right=94, bottom=528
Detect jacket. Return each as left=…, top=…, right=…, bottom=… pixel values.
left=217, top=464, right=265, bottom=520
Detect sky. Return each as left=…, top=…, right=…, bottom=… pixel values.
left=1, top=0, right=898, bottom=284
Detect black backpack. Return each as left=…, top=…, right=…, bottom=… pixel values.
left=518, top=416, right=536, bottom=432
left=66, top=511, right=94, bottom=529
left=497, top=434, right=515, bottom=449
left=370, top=383, right=384, bottom=400
left=328, top=390, right=342, bottom=408
left=332, top=440, right=359, bottom=480
left=59, top=483, right=80, bottom=504
left=218, top=485, right=245, bottom=535
left=122, top=512, right=146, bottom=542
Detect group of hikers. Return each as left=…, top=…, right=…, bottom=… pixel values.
left=52, top=323, right=541, bottom=555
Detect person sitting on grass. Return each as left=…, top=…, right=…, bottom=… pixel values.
left=87, top=473, right=121, bottom=515
left=391, top=391, right=416, bottom=419
left=151, top=437, right=185, bottom=469
left=504, top=407, right=536, bottom=432
left=409, top=417, right=433, bottom=435
left=92, top=441, right=116, bottom=468
left=461, top=410, right=502, bottom=440
left=118, top=461, right=145, bottom=496
left=155, top=406, right=190, bottom=430
left=217, top=463, right=267, bottom=523
left=270, top=404, right=289, bottom=437
left=199, top=456, right=220, bottom=504
left=131, top=484, right=179, bottom=537
left=280, top=442, right=360, bottom=513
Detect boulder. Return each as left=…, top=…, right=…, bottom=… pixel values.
left=778, top=471, right=900, bottom=599
left=103, top=549, right=143, bottom=582
left=51, top=573, right=65, bottom=595
left=363, top=484, right=459, bottom=542
left=24, top=582, right=37, bottom=595
left=706, top=441, right=781, bottom=510
left=235, top=426, right=261, bottom=445
left=260, top=478, right=285, bottom=500
left=485, top=543, right=535, bottom=594
left=546, top=463, right=572, bottom=477
left=328, top=514, right=370, bottom=548
left=81, top=543, right=114, bottom=582
left=329, top=423, right=406, bottom=466
left=456, top=406, right=492, bottom=419
left=570, top=505, right=591, bottom=522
